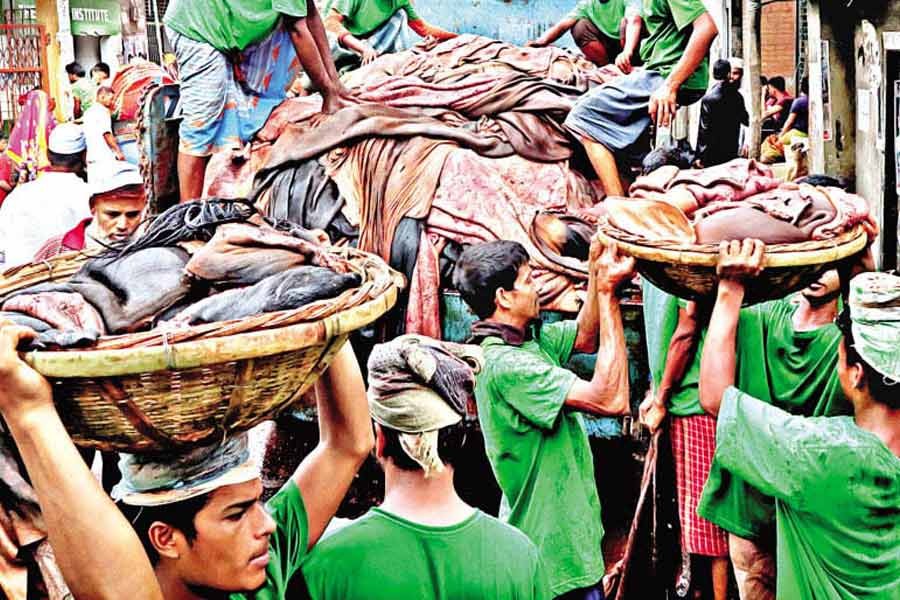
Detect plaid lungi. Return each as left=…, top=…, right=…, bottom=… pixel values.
left=671, top=414, right=729, bottom=557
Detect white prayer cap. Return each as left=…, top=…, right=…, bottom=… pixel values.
left=48, top=123, right=86, bottom=154
left=90, top=163, right=144, bottom=197
left=730, top=57, right=745, bottom=70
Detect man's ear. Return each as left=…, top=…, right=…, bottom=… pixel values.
left=148, top=521, right=183, bottom=560
left=849, top=362, right=866, bottom=391
left=495, top=287, right=512, bottom=311
left=374, top=423, right=386, bottom=460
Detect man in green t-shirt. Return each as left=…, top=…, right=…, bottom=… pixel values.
left=302, top=334, right=550, bottom=599
left=640, top=269, right=852, bottom=600
left=164, top=0, right=352, bottom=202
left=453, top=239, right=634, bottom=598
left=323, top=0, right=455, bottom=72
left=698, top=239, right=900, bottom=600
left=0, top=332, right=374, bottom=600
left=527, top=0, right=643, bottom=71
left=565, top=0, right=717, bottom=198
left=66, top=61, right=96, bottom=121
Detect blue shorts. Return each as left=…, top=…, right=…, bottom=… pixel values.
left=166, top=25, right=301, bottom=157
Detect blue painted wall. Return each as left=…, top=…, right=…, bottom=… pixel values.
left=415, top=0, right=578, bottom=49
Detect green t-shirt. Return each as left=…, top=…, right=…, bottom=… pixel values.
left=568, top=0, right=641, bottom=40
left=699, top=297, right=852, bottom=540
left=301, top=508, right=551, bottom=599
left=230, top=481, right=309, bottom=600
left=639, top=0, right=709, bottom=91
left=642, top=282, right=760, bottom=417
left=327, top=0, right=420, bottom=37
left=72, top=77, right=96, bottom=114
left=475, top=320, right=604, bottom=596
left=715, top=388, right=900, bottom=599
left=165, top=0, right=308, bottom=52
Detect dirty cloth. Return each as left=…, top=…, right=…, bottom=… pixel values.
left=185, top=222, right=342, bottom=286
left=171, top=266, right=360, bottom=325
left=714, top=388, right=900, bottom=599
left=849, top=271, right=900, bottom=381
left=366, top=334, right=481, bottom=476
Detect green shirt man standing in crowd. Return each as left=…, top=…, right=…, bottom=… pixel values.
left=453, top=238, right=634, bottom=598
left=699, top=239, right=900, bottom=600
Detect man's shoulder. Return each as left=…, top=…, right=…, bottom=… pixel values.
left=473, top=511, right=539, bottom=551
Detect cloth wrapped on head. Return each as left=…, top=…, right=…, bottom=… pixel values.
left=849, top=272, right=900, bottom=382
left=367, top=335, right=483, bottom=477
left=112, top=433, right=258, bottom=506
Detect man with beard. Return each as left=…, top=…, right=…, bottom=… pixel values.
left=454, top=238, right=633, bottom=599
left=694, top=59, right=748, bottom=167
left=34, top=166, right=146, bottom=260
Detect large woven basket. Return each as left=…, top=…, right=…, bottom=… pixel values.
left=0, top=248, right=404, bottom=453
left=596, top=220, right=867, bottom=305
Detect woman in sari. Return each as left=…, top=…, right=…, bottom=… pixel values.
left=6, top=89, right=57, bottom=183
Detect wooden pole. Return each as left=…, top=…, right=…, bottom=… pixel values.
left=743, top=0, right=762, bottom=159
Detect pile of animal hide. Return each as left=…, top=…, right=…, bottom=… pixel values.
left=203, top=35, right=622, bottom=338
left=608, top=159, right=871, bottom=245
left=0, top=200, right=361, bottom=349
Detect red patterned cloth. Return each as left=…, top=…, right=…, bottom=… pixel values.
left=671, top=414, right=729, bottom=557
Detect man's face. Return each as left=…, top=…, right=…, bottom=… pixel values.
left=730, top=67, right=743, bottom=85
left=501, top=263, right=540, bottom=322
left=92, top=71, right=108, bottom=85
left=801, top=269, right=840, bottom=302
left=92, top=188, right=145, bottom=243
left=175, top=478, right=276, bottom=593
left=97, top=90, right=114, bottom=109
left=0, top=139, right=7, bottom=153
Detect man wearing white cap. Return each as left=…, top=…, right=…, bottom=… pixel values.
left=82, top=86, right=131, bottom=183
left=302, top=334, right=551, bottom=598
left=0, top=123, right=91, bottom=269
left=33, top=164, right=146, bottom=260
left=699, top=240, right=900, bottom=599
left=0, top=334, right=373, bottom=600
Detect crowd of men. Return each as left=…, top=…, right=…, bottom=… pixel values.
left=0, top=0, right=897, bottom=599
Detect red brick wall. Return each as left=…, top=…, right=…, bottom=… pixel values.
left=761, top=0, right=797, bottom=92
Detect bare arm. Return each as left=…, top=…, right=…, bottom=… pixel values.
left=104, top=131, right=125, bottom=161
left=615, top=14, right=643, bottom=74
left=292, top=341, right=374, bottom=549
left=649, top=12, right=718, bottom=127
left=527, top=17, right=577, bottom=47
left=698, top=240, right=764, bottom=415
left=408, top=18, right=456, bottom=40
left=573, top=236, right=603, bottom=354
left=564, top=241, right=634, bottom=416
left=0, top=181, right=12, bottom=193
left=779, top=112, right=797, bottom=137
left=0, top=325, right=162, bottom=600
left=325, top=10, right=380, bottom=64
left=762, top=104, right=783, bottom=119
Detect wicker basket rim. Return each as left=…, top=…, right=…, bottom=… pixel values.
left=2, top=248, right=403, bottom=378
left=596, top=222, right=868, bottom=268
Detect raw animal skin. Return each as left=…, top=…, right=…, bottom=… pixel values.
left=2, top=292, right=105, bottom=334
left=694, top=207, right=808, bottom=245
left=604, top=197, right=696, bottom=244
left=170, top=266, right=362, bottom=325
left=185, top=222, right=344, bottom=286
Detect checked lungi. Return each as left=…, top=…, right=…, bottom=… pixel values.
left=671, top=413, right=729, bottom=557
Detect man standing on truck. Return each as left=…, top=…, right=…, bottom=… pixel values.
left=528, top=0, right=643, bottom=72
left=164, top=0, right=353, bottom=202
